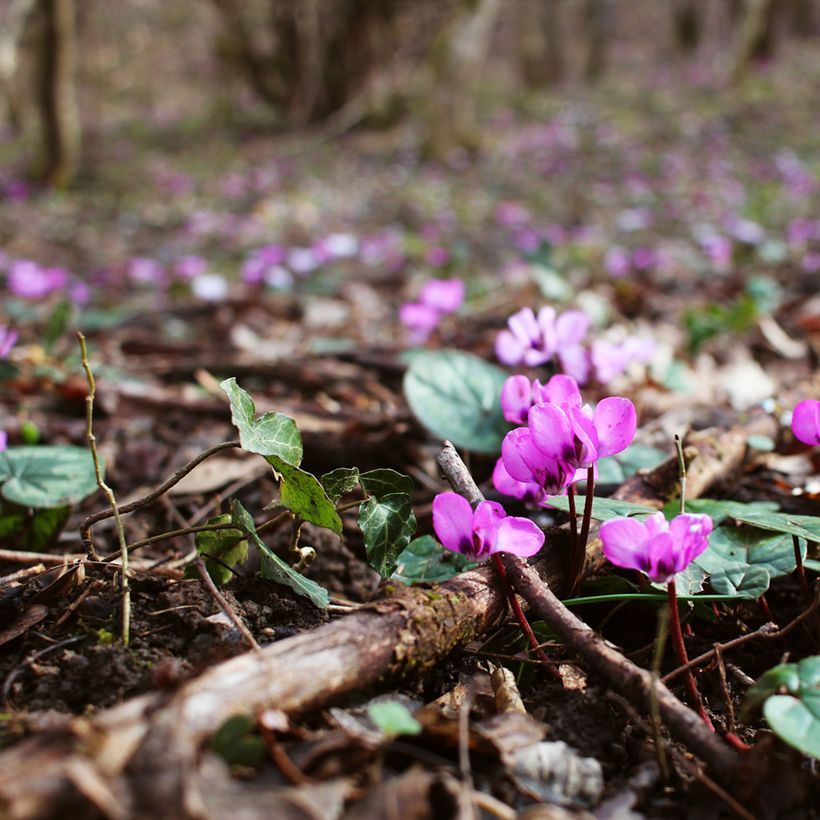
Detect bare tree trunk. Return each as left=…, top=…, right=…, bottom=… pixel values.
left=0, top=0, right=37, bottom=131
left=584, top=0, right=614, bottom=83
left=727, top=0, right=776, bottom=83
left=424, top=0, right=502, bottom=157
left=673, top=0, right=701, bottom=52
left=517, top=0, right=565, bottom=87
left=34, top=0, right=79, bottom=187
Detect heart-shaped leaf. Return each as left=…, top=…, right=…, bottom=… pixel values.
left=220, top=378, right=302, bottom=465
left=392, top=534, right=477, bottom=584
left=359, top=493, right=416, bottom=577
left=0, top=446, right=99, bottom=508
left=321, top=467, right=360, bottom=503
left=708, top=563, right=770, bottom=599
left=682, top=499, right=820, bottom=543
left=230, top=500, right=328, bottom=609
left=545, top=495, right=656, bottom=521
left=267, top=456, right=342, bottom=534
left=761, top=657, right=820, bottom=760
left=359, top=468, right=414, bottom=500
left=403, top=350, right=510, bottom=453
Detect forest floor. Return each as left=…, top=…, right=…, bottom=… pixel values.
left=0, top=52, right=819, bottom=818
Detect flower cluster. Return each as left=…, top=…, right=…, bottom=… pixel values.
left=494, top=373, right=637, bottom=505
left=792, top=399, right=820, bottom=447
left=600, top=511, right=713, bottom=584
left=400, top=278, right=465, bottom=344
left=432, top=492, right=544, bottom=561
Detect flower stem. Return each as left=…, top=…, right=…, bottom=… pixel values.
left=566, top=484, right=581, bottom=594
left=667, top=579, right=713, bottom=730
left=571, top=466, right=596, bottom=595
left=492, top=554, right=561, bottom=681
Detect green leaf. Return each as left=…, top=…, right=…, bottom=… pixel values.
left=192, top=514, right=248, bottom=586
left=681, top=499, right=820, bottom=543
left=0, top=502, right=71, bottom=552
left=220, top=377, right=302, bottom=464
left=403, top=350, right=510, bottom=453
left=764, top=697, right=820, bottom=760
left=358, top=493, right=417, bottom=577
left=0, top=446, right=99, bottom=508
left=544, top=495, right=656, bottom=521
left=321, top=467, right=360, bottom=503
left=805, top=559, right=820, bottom=574
left=211, top=714, right=266, bottom=769
left=267, top=456, right=342, bottom=534
left=367, top=701, right=422, bottom=738
left=359, top=468, right=414, bottom=499
left=742, top=662, right=802, bottom=720
left=708, top=563, right=770, bottom=599
left=230, top=500, right=328, bottom=609
left=392, top=535, right=477, bottom=584
left=705, top=526, right=804, bottom=580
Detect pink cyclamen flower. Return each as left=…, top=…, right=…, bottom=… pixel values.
left=528, top=394, right=636, bottom=472
left=399, top=302, right=441, bottom=345
left=501, top=427, right=572, bottom=497
left=7, top=261, right=68, bottom=299
left=600, top=512, right=713, bottom=584
left=591, top=336, right=656, bottom=384
left=792, top=400, right=820, bottom=446
left=432, top=492, right=544, bottom=561
left=0, top=326, right=17, bottom=359
left=495, top=307, right=591, bottom=383
left=420, top=278, right=464, bottom=314
left=0, top=431, right=6, bottom=451
left=500, top=373, right=580, bottom=426
left=492, top=458, right=546, bottom=506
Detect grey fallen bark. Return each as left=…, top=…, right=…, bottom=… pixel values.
left=0, top=416, right=774, bottom=818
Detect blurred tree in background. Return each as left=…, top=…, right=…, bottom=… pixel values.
left=1, top=0, right=819, bottom=189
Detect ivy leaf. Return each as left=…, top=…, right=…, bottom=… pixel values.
left=545, top=495, right=656, bottom=521
left=230, top=500, right=328, bottom=609
left=403, top=350, right=511, bottom=453
left=192, top=514, right=248, bottom=586
left=220, top=377, right=302, bottom=465
left=359, top=468, right=414, bottom=500
left=392, top=535, right=477, bottom=584
left=359, top=493, right=416, bottom=577
left=267, top=456, right=342, bottom=534
left=0, top=446, right=99, bottom=508
left=321, top=467, right=360, bottom=503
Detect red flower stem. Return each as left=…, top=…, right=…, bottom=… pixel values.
left=758, top=593, right=774, bottom=623
left=576, top=467, right=596, bottom=572
left=492, top=554, right=561, bottom=680
left=566, top=484, right=581, bottom=593
left=792, top=535, right=812, bottom=609
left=667, top=579, right=714, bottom=730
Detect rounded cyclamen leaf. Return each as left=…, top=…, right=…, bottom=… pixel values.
left=792, top=400, right=820, bottom=446
left=492, top=516, right=545, bottom=558
left=432, top=492, right=474, bottom=555
left=600, top=517, right=649, bottom=573
left=528, top=403, right=575, bottom=464
left=593, top=397, right=637, bottom=457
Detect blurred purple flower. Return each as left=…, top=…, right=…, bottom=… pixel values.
left=7, top=261, right=68, bottom=299
left=68, top=281, right=90, bottom=306
left=175, top=255, right=207, bottom=280
left=432, top=492, right=544, bottom=561
left=591, top=336, right=655, bottom=384
left=0, top=326, right=17, bottom=358
left=399, top=302, right=440, bottom=344
left=631, top=247, right=657, bottom=270
left=792, top=400, right=820, bottom=446
left=191, top=274, right=228, bottom=301
left=701, top=235, right=733, bottom=272
left=0, top=431, right=6, bottom=451
left=605, top=247, right=631, bottom=278
left=287, top=247, right=321, bottom=275
left=128, top=257, right=166, bottom=285
left=600, top=512, right=713, bottom=584
left=425, top=246, right=450, bottom=267
left=495, top=202, right=531, bottom=229
left=419, top=278, right=464, bottom=314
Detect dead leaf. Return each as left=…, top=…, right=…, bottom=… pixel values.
left=0, top=604, right=49, bottom=647
left=491, top=665, right=527, bottom=715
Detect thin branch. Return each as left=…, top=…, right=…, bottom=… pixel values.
left=78, top=332, right=130, bottom=646
left=80, top=440, right=242, bottom=554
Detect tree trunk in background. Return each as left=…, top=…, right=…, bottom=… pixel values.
left=0, top=0, right=37, bottom=132
left=34, top=0, right=79, bottom=187
left=584, top=0, right=613, bottom=82
left=673, top=0, right=701, bottom=53
left=517, top=0, right=565, bottom=88
left=789, top=0, right=818, bottom=35
left=424, top=0, right=502, bottom=157
left=728, top=0, right=776, bottom=83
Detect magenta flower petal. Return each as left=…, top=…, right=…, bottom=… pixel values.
left=555, top=310, right=590, bottom=347
left=600, top=517, right=649, bottom=572
left=535, top=306, right=558, bottom=354
left=0, top=431, right=7, bottom=451
left=559, top=345, right=592, bottom=385
left=669, top=513, right=713, bottom=565
left=492, top=458, right=543, bottom=505
left=535, top=374, right=580, bottom=408
left=593, top=397, right=637, bottom=457
left=495, top=329, right=526, bottom=365
left=501, top=375, right=533, bottom=425
left=492, top=516, right=545, bottom=558
left=432, top=492, right=474, bottom=555
left=508, top=307, right=540, bottom=347
left=566, top=404, right=599, bottom=466
left=792, top=400, right=820, bottom=446
left=420, top=278, right=464, bottom=314
left=645, top=532, right=678, bottom=583
left=528, top=403, right=576, bottom=465
left=501, top=428, right=540, bottom=483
